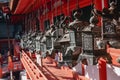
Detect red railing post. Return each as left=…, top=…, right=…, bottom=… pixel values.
left=99, top=58, right=107, bottom=80
left=26, top=72, right=30, bottom=79
left=82, top=64, right=85, bottom=76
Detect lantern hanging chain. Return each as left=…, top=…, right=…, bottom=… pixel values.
left=55, top=0, right=58, bottom=23
left=44, top=0, right=47, bottom=26
left=6, top=14, right=11, bottom=51
left=90, top=0, right=97, bottom=17
left=76, top=0, right=79, bottom=9
left=28, top=14, right=30, bottom=32
left=60, top=0, right=62, bottom=14
left=45, top=0, right=48, bottom=20
left=66, top=0, right=71, bottom=24
left=51, top=0, right=54, bottom=24
left=38, top=1, right=40, bottom=18
left=36, top=0, right=39, bottom=17
left=101, top=0, right=105, bottom=40
left=115, top=0, right=117, bottom=4
left=31, top=12, right=34, bottom=31
left=29, top=13, right=30, bottom=31
left=23, top=16, right=25, bottom=33
left=45, top=0, right=49, bottom=30
left=29, top=13, right=31, bottom=31
left=27, top=14, right=28, bottom=33
left=25, top=15, right=27, bottom=31
left=67, top=0, right=70, bottom=16
left=37, top=0, right=40, bottom=17
left=27, top=14, right=29, bottom=32
left=54, top=0, right=59, bottom=25
left=25, top=15, right=27, bottom=32
left=29, top=13, right=31, bottom=32
left=36, top=0, right=40, bottom=32
left=24, top=15, right=26, bottom=32
left=33, top=1, right=37, bottom=32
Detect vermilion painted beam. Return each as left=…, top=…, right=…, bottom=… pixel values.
left=22, top=0, right=36, bottom=14
left=94, top=0, right=109, bottom=11
left=14, top=0, right=31, bottom=14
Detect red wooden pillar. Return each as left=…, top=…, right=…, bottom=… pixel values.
left=99, top=58, right=107, bottom=80
left=14, top=47, right=16, bottom=56
left=40, top=16, right=44, bottom=32
left=0, top=54, right=2, bottom=78
left=8, top=56, right=14, bottom=71
left=94, top=0, right=109, bottom=27
left=0, top=54, right=3, bottom=65
left=0, top=65, right=2, bottom=78
left=94, top=0, right=109, bottom=11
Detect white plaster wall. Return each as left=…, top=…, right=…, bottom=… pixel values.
left=72, top=62, right=82, bottom=75
left=85, top=65, right=99, bottom=80
left=20, top=70, right=27, bottom=80
left=107, top=64, right=120, bottom=80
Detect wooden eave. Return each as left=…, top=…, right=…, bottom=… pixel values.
left=9, top=0, right=19, bottom=12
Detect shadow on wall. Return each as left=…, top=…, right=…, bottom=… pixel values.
left=85, top=65, right=99, bottom=80
left=107, top=64, right=120, bottom=80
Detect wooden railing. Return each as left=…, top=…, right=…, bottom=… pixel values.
left=21, top=51, right=48, bottom=80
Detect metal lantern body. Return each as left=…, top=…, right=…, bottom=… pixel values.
left=96, top=39, right=105, bottom=49
left=102, top=17, right=120, bottom=48
left=62, top=30, right=76, bottom=67
left=103, top=18, right=116, bottom=39
left=46, top=36, right=52, bottom=50
left=81, top=26, right=95, bottom=65
left=45, top=28, right=56, bottom=55
left=40, top=34, right=47, bottom=57
left=35, top=33, right=41, bottom=52
left=69, top=18, right=89, bottom=46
